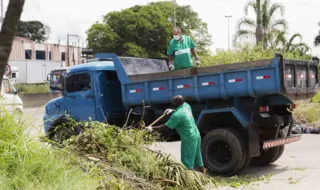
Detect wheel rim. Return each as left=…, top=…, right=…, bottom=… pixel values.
left=208, top=140, right=232, bottom=166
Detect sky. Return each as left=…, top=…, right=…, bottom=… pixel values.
left=2, top=0, right=320, bottom=56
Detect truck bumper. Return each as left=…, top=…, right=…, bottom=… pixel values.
left=262, top=135, right=301, bottom=150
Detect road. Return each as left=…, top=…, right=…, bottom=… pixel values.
left=24, top=107, right=320, bottom=190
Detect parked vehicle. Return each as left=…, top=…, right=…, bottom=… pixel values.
left=0, top=76, right=23, bottom=113
left=43, top=53, right=319, bottom=175
left=8, top=66, right=19, bottom=85
left=47, top=67, right=69, bottom=92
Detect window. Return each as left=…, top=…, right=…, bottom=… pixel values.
left=65, top=73, right=91, bottom=93
left=36, top=50, right=46, bottom=60
left=105, top=71, right=118, bottom=81
left=61, top=52, right=65, bottom=61
left=25, top=50, right=32, bottom=59
left=49, top=51, right=52, bottom=60
left=11, top=73, right=16, bottom=79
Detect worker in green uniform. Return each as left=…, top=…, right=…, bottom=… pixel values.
left=146, top=95, right=206, bottom=174
left=167, top=27, right=200, bottom=71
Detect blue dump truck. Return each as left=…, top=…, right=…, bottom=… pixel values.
left=44, top=53, right=319, bottom=175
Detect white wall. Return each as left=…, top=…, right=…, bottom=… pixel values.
left=9, top=60, right=63, bottom=84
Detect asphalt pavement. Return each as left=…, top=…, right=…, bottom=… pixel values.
left=24, top=107, right=320, bottom=190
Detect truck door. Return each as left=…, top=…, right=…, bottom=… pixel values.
left=63, top=72, right=96, bottom=121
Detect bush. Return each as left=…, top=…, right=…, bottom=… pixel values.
left=201, top=43, right=312, bottom=67
left=0, top=110, right=100, bottom=190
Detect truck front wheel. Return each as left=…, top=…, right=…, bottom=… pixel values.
left=201, top=128, right=248, bottom=176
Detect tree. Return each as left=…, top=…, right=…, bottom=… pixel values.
left=87, top=1, right=212, bottom=57
left=15, top=21, right=50, bottom=42
left=315, top=23, right=320, bottom=46
left=266, top=31, right=310, bottom=55
left=0, top=0, right=25, bottom=87
left=234, top=0, right=287, bottom=47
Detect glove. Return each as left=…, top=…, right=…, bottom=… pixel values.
left=195, top=56, right=200, bottom=66
left=168, top=62, right=175, bottom=71
left=164, top=109, right=174, bottom=115
left=145, top=126, right=153, bottom=132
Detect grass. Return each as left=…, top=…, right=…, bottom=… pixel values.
left=0, top=109, right=100, bottom=190
left=15, top=84, right=49, bottom=94
left=293, top=102, right=320, bottom=126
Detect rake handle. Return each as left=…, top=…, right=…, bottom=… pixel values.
left=148, top=113, right=167, bottom=127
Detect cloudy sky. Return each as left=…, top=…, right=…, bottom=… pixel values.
left=2, top=0, right=320, bottom=56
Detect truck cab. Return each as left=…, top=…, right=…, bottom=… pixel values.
left=44, top=61, right=126, bottom=136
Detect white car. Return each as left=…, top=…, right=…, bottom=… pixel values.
left=0, top=76, right=23, bottom=113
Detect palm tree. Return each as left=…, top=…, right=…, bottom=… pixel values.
left=0, top=0, right=25, bottom=87
left=268, top=32, right=310, bottom=54
left=315, top=23, right=320, bottom=46
left=234, top=0, right=287, bottom=47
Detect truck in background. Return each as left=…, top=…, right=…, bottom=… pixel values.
left=43, top=53, right=319, bottom=176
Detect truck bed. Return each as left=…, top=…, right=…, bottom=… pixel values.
left=96, top=53, right=319, bottom=107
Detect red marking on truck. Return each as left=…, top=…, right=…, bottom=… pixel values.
left=299, top=74, right=304, bottom=78
left=202, top=81, right=215, bottom=86
left=177, top=84, right=190, bottom=89
left=263, top=135, right=301, bottom=149
left=129, top=89, right=142, bottom=93
left=310, top=74, right=315, bottom=79
left=285, top=74, right=292, bottom=79
left=228, top=78, right=242, bottom=83
left=153, top=87, right=165, bottom=91
left=256, top=75, right=271, bottom=80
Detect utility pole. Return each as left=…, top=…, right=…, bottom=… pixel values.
left=225, top=15, right=232, bottom=50
left=67, top=34, right=78, bottom=66
left=173, top=0, right=176, bottom=27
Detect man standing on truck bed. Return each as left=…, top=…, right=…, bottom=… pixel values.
left=146, top=95, right=206, bottom=174
left=167, top=27, right=200, bottom=71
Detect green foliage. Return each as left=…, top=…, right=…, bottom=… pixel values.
left=315, top=22, right=320, bottom=46
left=87, top=1, right=212, bottom=57
left=15, top=21, right=51, bottom=42
left=294, top=103, right=320, bottom=127
left=200, top=43, right=312, bottom=67
left=61, top=121, right=215, bottom=190
left=0, top=110, right=99, bottom=190
left=15, top=84, right=49, bottom=94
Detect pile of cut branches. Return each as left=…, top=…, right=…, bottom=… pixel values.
left=56, top=121, right=216, bottom=190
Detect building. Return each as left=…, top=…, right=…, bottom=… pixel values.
left=9, top=37, right=82, bottom=66
left=8, top=37, right=82, bottom=84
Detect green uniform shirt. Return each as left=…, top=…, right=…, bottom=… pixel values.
left=165, top=103, right=200, bottom=141
left=167, top=35, right=196, bottom=69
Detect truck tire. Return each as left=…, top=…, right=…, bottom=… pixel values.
left=270, top=145, right=284, bottom=163
left=250, top=131, right=285, bottom=166
left=250, top=146, right=281, bottom=166
left=201, top=128, right=248, bottom=176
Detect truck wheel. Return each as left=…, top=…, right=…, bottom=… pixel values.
left=250, top=146, right=281, bottom=166
left=270, top=145, right=284, bottom=163
left=201, top=128, right=247, bottom=176
left=250, top=131, right=285, bottom=166
left=51, top=123, right=82, bottom=144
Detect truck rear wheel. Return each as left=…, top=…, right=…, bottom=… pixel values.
left=201, top=128, right=248, bottom=176
left=250, top=146, right=282, bottom=166
left=250, top=131, right=285, bottom=166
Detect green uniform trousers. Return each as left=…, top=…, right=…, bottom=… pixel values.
left=181, top=135, right=204, bottom=169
